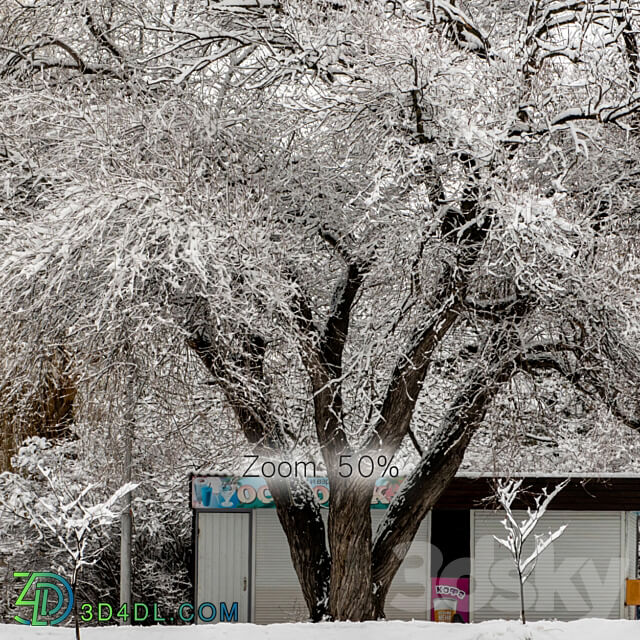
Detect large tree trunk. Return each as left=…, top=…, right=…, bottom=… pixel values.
left=267, top=478, right=331, bottom=621
left=326, top=474, right=377, bottom=620
left=268, top=474, right=381, bottom=621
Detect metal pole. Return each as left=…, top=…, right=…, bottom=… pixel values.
left=120, top=361, right=135, bottom=623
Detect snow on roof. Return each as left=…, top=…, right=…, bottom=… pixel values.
left=455, top=472, right=640, bottom=479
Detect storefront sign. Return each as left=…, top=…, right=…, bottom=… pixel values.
left=191, top=475, right=403, bottom=509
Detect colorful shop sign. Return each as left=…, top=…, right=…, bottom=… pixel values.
left=191, top=476, right=404, bottom=510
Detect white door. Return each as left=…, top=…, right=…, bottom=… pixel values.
left=196, top=512, right=251, bottom=623
left=472, top=510, right=624, bottom=622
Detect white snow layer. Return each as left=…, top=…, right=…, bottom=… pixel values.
left=1, top=619, right=639, bottom=640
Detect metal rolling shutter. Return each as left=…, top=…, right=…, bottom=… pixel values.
left=372, top=510, right=430, bottom=620
left=472, top=510, right=624, bottom=622
left=254, top=510, right=309, bottom=623
left=254, top=509, right=430, bottom=623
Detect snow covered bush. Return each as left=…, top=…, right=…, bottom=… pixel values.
left=0, top=437, right=135, bottom=636
left=0, top=436, right=192, bottom=626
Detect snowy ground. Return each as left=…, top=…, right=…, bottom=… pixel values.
left=1, top=619, right=639, bottom=640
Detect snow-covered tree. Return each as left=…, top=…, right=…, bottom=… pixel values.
left=0, top=437, right=136, bottom=638
left=2, top=0, right=640, bottom=621
left=493, top=478, right=569, bottom=624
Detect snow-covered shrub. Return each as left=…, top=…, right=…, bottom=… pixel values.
left=0, top=437, right=192, bottom=625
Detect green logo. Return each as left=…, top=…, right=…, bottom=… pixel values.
left=13, top=572, right=74, bottom=625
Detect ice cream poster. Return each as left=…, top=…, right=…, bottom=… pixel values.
left=430, top=578, right=469, bottom=622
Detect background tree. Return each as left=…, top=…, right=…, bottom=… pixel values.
left=0, top=347, right=77, bottom=472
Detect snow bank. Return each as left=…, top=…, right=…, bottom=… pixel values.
left=1, top=619, right=639, bottom=640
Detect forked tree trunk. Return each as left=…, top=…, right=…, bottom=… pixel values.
left=186, top=232, right=521, bottom=621
left=275, top=327, right=520, bottom=621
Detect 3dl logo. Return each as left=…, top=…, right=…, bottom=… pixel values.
left=13, top=572, right=74, bottom=625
